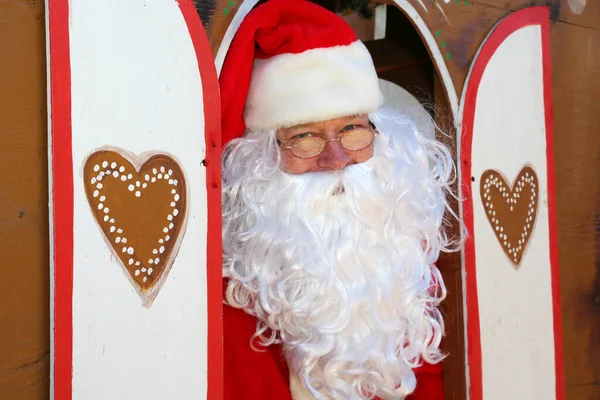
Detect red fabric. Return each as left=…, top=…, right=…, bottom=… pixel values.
left=224, top=304, right=444, bottom=399
left=219, top=0, right=357, bottom=147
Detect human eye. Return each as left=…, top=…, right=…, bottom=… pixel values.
left=341, top=124, right=359, bottom=132
left=292, top=132, right=313, bottom=140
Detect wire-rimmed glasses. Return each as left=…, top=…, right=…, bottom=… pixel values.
left=278, top=126, right=379, bottom=159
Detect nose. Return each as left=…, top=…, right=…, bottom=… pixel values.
left=317, top=140, right=350, bottom=170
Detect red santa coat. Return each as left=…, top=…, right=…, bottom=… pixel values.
left=224, top=304, right=444, bottom=399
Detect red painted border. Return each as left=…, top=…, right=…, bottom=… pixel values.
left=48, top=1, right=223, bottom=399
left=48, top=0, right=74, bottom=398
left=460, top=6, right=564, bottom=400
left=178, top=2, right=224, bottom=399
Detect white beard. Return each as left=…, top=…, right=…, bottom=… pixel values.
left=222, top=107, right=457, bottom=399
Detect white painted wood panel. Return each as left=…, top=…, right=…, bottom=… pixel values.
left=470, top=25, right=556, bottom=400
left=69, top=0, right=208, bottom=398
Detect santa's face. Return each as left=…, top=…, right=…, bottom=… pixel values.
left=222, top=107, right=457, bottom=399
left=276, top=114, right=375, bottom=174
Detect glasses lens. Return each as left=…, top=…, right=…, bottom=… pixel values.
left=340, top=128, right=374, bottom=151
left=291, top=137, right=325, bottom=158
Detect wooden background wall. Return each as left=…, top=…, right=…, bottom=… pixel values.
left=0, top=0, right=597, bottom=399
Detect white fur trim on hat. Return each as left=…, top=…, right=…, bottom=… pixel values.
left=244, top=40, right=383, bottom=131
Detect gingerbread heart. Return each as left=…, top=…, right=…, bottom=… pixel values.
left=83, top=150, right=187, bottom=305
left=479, top=166, right=539, bottom=266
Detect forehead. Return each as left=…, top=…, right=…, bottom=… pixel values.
left=279, top=114, right=369, bottom=134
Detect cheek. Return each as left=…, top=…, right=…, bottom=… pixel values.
left=349, top=144, right=375, bottom=164
left=280, top=151, right=316, bottom=174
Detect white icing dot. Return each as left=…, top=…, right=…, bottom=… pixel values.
left=94, top=164, right=100, bottom=172
left=148, top=268, right=153, bottom=275
left=167, top=215, right=173, bottom=221
left=91, top=178, right=96, bottom=184
left=152, top=249, right=158, bottom=254
left=164, top=174, right=170, bottom=180
left=110, top=226, right=115, bottom=233
left=136, top=181, right=140, bottom=187
left=154, top=258, right=160, bottom=264
left=104, top=207, right=110, bottom=214
left=135, top=270, right=140, bottom=276
left=141, top=267, right=147, bottom=273
left=117, top=228, right=123, bottom=233
left=143, top=277, right=147, bottom=283
left=127, top=247, right=134, bottom=255
left=153, top=168, right=157, bottom=174
left=174, top=194, right=180, bottom=201
left=145, top=174, right=150, bottom=181
left=151, top=177, right=156, bottom=183
left=135, top=261, right=140, bottom=266
left=119, top=166, right=125, bottom=172
left=100, top=195, right=106, bottom=201
left=97, top=203, right=103, bottom=210
left=148, top=259, right=154, bottom=264
left=163, top=227, right=169, bottom=233
left=158, top=174, right=163, bottom=179
left=159, top=239, right=164, bottom=244
left=142, top=183, right=147, bottom=188
left=122, top=247, right=127, bottom=253
left=103, top=215, right=109, bottom=222
left=97, top=183, right=103, bottom=189
left=128, top=173, right=133, bottom=179
left=160, top=166, right=165, bottom=173
left=121, top=238, right=127, bottom=243
left=111, top=162, right=117, bottom=169
left=169, top=223, right=174, bottom=229
left=170, top=202, right=176, bottom=207
left=159, top=246, right=164, bottom=253
left=171, top=189, right=176, bottom=194
left=115, top=237, right=121, bottom=243
left=93, top=190, right=99, bottom=197
left=112, top=171, right=119, bottom=178
left=102, top=161, right=108, bottom=168
left=128, top=184, right=135, bottom=191
left=120, top=175, right=127, bottom=181
left=109, top=218, right=114, bottom=224
left=128, top=259, right=134, bottom=265
left=165, top=235, right=170, bottom=241
left=169, top=179, right=174, bottom=185
left=168, top=169, right=173, bottom=175
left=135, top=191, right=141, bottom=197
left=173, top=209, right=179, bottom=216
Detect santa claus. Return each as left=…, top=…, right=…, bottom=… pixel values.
left=219, top=1, right=459, bottom=399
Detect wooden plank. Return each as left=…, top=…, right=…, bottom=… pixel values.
left=0, top=1, right=50, bottom=399
left=434, top=72, right=467, bottom=400
left=550, top=19, right=600, bottom=400
left=195, top=0, right=243, bottom=57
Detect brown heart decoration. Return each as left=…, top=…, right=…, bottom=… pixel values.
left=479, top=166, right=538, bottom=267
left=83, top=150, right=187, bottom=305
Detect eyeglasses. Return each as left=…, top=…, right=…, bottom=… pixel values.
left=278, top=127, right=379, bottom=159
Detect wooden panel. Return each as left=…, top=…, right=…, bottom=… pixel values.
left=377, top=0, right=599, bottom=104
left=0, top=1, right=50, bottom=399
left=47, top=1, right=222, bottom=398
left=434, top=72, right=467, bottom=400
left=195, top=0, right=242, bottom=57
left=551, top=19, right=600, bottom=400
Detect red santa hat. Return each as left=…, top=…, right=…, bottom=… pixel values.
left=219, top=0, right=383, bottom=147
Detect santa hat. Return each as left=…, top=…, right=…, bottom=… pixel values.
left=219, top=0, right=383, bottom=147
